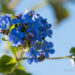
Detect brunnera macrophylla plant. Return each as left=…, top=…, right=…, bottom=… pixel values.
left=0, top=10, right=75, bottom=74
left=0, top=10, right=55, bottom=64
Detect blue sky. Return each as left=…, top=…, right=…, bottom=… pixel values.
left=0, top=0, right=75, bottom=75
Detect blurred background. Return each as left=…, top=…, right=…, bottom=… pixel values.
left=0, top=0, right=75, bottom=75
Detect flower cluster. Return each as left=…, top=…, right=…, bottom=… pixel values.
left=0, top=10, right=55, bottom=64
left=0, top=14, right=11, bottom=30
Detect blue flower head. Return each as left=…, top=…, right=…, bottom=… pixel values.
left=0, top=10, right=55, bottom=64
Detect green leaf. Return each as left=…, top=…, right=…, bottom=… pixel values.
left=7, top=65, right=31, bottom=75
left=70, top=47, right=75, bottom=55
left=48, top=1, right=69, bottom=22
left=0, top=55, right=17, bottom=73
left=9, top=46, right=18, bottom=57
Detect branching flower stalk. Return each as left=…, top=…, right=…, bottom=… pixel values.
left=0, top=10, right=75, bottom=65
left=0, top=10, right=55, bottom=64
left=17, top=55, right=72, bottom=61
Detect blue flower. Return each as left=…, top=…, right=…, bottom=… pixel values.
left=41, top=40, right=55, bottom=58
left=48, top=49, right=55, bottom=54
left=10, top=19, right=20, bottom=25
left=30, top=42, right=42, bottom=50
left=47, top=30, right=53, bottom=38
left=0, top=14, right=11, bottom=30
left=8, top=27, right=26, bottom=46
left=26, top=47, right=39, bottom=64
left=27, top=28, right=39, bottom=41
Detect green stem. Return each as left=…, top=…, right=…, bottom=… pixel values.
left=21, top=55, right=72, bottom=60
left=47, top=55, right=72, bottom=59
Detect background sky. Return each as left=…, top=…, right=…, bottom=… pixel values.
left=0, top=0, right=75, bottom=75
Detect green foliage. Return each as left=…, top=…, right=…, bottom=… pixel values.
left=47, top=0, right=69, bottom=22
left=70, top=47, right=75, bottom=55
left=0, top=0, right=14, bottom=15
left=7, top=65, right=31, bottom=75
left=9, top=46, right=18, bottom=57
left=0, top=55, right=17, bottom=73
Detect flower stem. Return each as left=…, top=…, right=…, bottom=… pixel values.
left=16, top=48, right=25, bottom=61
left=47, top=55, right=72, bottom=59
left=20, top=55, right=72, bottom=60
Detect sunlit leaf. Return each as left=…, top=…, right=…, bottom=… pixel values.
left=0, top=55, right=17, bottom=73
left=7, top=64, right=31, bottom=75
left=9, top=46, right=18, bottom=57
